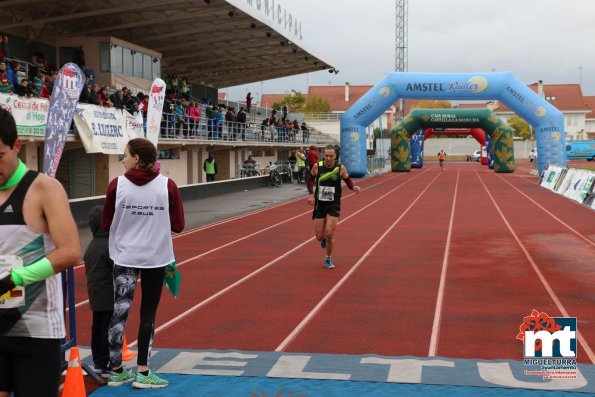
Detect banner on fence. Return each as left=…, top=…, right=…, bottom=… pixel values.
left=73, top=104, right=143, bottom=154
left=554, top=168, right=575, bottom=195
left=540, top=165, right=563, bottom=191
left=0, top=93, right=49, bottom=136
left=43, top=63, right=85, bottom=177
left=562, top=170, right=589, bottom=203
left=146, top=78, right=166, bottom=146
left=577, top=172, right=595, bottom=204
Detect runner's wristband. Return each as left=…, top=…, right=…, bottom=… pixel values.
left=11, top=257, right=54, bottom=287
left=344, top=177, right=355, bottom=190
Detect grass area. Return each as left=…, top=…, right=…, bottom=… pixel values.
left=571, top=164, right=595, bottom=171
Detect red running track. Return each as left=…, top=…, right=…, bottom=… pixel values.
left=70, top=161, right=595, bottom=365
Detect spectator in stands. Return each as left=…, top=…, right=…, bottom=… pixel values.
left=301, top=122, right=310, bottom=144
left=89, top=84, right=101, bottom=105
left=137, top=92, right=148, bottom=119
left=203, top=152, right=217, bottom=182
left=186, top=100, right=201, bottom=136
left=99, top=86, right=113, bottom=107
left=109, top=90, right=124, bottom=109
left=174, top=99, right=186, bottom=137
left=32, top=51, right=49, bottom=72
left=0, top=35, right=10, bottom=61
left=282, top=104, right=288, bottom=120
left=225, top=106, right=236, bottom=140
left=216, top=106, right=224, bottom=140
left=206, top=104, right=215, bottom=139
left=79, top=74, right=91, bottom=103
left=15, top=78, right=33, bottom=97
left=180, top=78, right=190, bottom=100
left=260, top=117, right=268, bottom=141
left=236, top=107, right=247, bottom=140
left=246, top=92, right=253, bottom=113
left=0, top=62, right=13, bottom=93
left=39, top=74, right=54, bottom=99
left=6, top=61, right=20, bottom=89
left=29, top=67, right=44, bottom=97
left=171, top=74, right=179, bottom=95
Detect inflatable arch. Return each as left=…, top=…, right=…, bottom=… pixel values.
left=393, top=108, right=514, bottom=172
left=411, top=127, right=488, bottom=168
left=341, top=72, right=566, bottom=177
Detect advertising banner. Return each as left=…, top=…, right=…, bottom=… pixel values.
left=0, top=93, right=49, bottom=136
left=43, top=63, right=85, bottom=177
left=146, top=78, right=166, bottom=146
left=73, top=104, right=143, bottom=154
left=540, top=165, right=563, bottom=191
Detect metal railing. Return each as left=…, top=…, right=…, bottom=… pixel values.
left=303, top=112, right=344, bottom=121
left=158, top=113, right=334, bottom=145
left=367, top=156, right=389, bottom=176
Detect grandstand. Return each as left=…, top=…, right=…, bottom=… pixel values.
left=0, top=0, right=338, bottom=198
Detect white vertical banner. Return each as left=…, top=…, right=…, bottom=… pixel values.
left=145, top=78, right=166, bottom=147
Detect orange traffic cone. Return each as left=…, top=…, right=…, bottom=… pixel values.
left=122, top=335, right=137, bottom=361
left=62, top=347, right=86, bottom=397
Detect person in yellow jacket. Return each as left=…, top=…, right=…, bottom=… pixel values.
left=203, top=153, right=217, bottom=182
left=296, top=147, right=307, bottom=183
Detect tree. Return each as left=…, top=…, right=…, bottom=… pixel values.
left=413, top=100, right=453, bottom=109
left=373, top=128, right=391, bottom=139
left=303, top=96, right=331, bottom=113
left=508, top=115, right=531, bottom=140
left=272, top=92, right=307, bottom=112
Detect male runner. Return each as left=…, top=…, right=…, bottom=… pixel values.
left=307, top=144, right=360, bottom=269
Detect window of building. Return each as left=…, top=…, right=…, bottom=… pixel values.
left=99, top=42, right=111, bottom=72
left=143, top=54, right=152, bottom=80
left=133, top=51, right=143, bottom=78
left=123, top=48, right=133, bottom=75
left=111, top=45, right=123, bottom=74
left=152, top=58, right=161, bottom=79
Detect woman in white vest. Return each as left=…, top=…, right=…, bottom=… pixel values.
left=101, top=138, right=185, bottom=389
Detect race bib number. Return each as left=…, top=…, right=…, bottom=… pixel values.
left=0, top=255, right=25, bottom=308
left=318, top=186, right=335, bottom=201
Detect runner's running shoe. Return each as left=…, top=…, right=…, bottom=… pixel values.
left=107, top=368, right=135, bottom=386
left=324, top=257, right=335, bottom=269
left=132, top=369, right=169, bottom=389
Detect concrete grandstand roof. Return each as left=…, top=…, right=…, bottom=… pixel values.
left=0, top=0, right=335, bottom=88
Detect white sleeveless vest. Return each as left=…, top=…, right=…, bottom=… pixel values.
left=108, top=174, right=174, bottom=268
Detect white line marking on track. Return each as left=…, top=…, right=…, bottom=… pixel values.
left=275, top=171, right=443, bottom=352
left=494, top=173, right=594, bottom=247
left=428, top=169, right=460, bottom=357
left=68, top=175, right=400, bottom=310
left=476, top=172, right=595, bottom=364
left=128, top=170, right=431, bottom=347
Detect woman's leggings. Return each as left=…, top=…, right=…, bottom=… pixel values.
left=108, top=264, right=165, bottom=368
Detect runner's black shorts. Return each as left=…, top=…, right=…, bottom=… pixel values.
left=0, top=336, right=61, bottom=396
left=313, top=203, right=340, bottom=219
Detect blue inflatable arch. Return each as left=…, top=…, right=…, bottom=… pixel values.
left=341, top=72, right=566, bottom=177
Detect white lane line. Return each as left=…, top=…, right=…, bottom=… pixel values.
left=494, top=173, right=594, bottom=247
left=428, top=169, right=460, bottom=357
left=275, top=171, right=443, bottom=352
left=68, top=175, right=401, bottom=310
left=127, top=170, right=432, bottom=347
left=476, top=172, right=595, bottom=364
left=71, top=173, right=396, bottom=271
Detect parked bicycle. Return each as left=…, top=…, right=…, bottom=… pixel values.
left=268, top=163, right=282, bottom=187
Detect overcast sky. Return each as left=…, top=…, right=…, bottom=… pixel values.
left=223, top=0, right=595, bottom=103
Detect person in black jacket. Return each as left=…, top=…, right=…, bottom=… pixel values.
left=83, top=206, right=114, bottom=378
